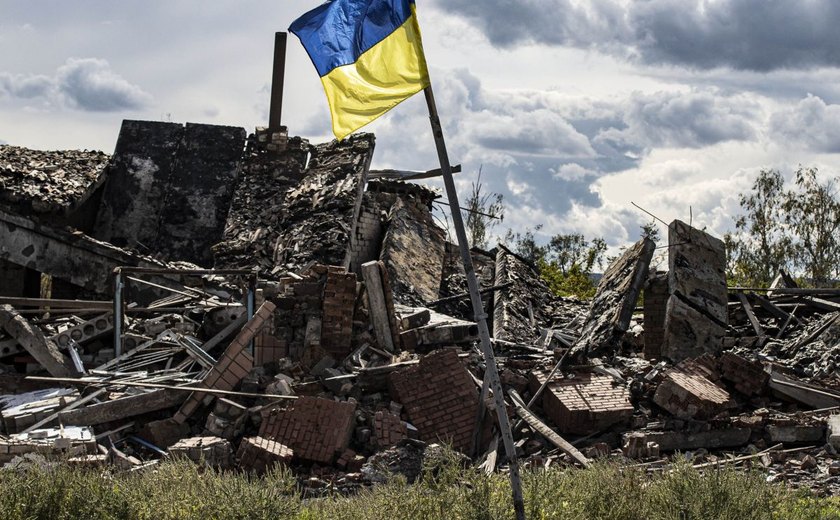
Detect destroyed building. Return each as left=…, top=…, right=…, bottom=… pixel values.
left=1, top=120, right=840, bottom=495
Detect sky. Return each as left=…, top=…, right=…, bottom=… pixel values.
left=2, top=0, right=840, bottom=259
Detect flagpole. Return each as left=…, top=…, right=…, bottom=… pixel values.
left=423, top=85, right=527, bottom=520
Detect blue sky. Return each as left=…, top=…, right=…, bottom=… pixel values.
left=2, top=0, right=840, bottom=259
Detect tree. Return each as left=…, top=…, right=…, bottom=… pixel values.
left=727, top=166, right=840, bottom=287
left=725, top=169, right=791, bottom=287
left=465, top=166, right=504, bottom=249
left=783, top=167, right=840, bottom=286
left=541, top=233, right=607, bottom=298
left=503, top=225, right=547, bottom=265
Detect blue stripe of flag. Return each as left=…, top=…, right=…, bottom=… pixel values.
left=289, top=0, right=415, bottom=77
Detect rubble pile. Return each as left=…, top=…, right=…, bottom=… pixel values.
left=0, top=145, right=108, bottom=217
left=2, top=123, right=840, bottom=497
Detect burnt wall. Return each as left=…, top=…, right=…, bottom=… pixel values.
left=93, top=120, right=246, bottom=266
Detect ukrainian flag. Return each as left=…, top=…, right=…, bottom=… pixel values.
left=290, top=0, right=430, bottom=140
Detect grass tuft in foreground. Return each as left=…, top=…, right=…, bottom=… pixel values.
left=0, top=452, right=837, bottom=519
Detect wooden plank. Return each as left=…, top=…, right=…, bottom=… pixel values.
left=752, top=293, right=798, bottom=324
left=362, top=261, right=395, bottom=352
left=737, top=292, right=764, bottom=337
left=508, top=389, right=590, bottom=467
left=768, top=368, right=840, bottom=409
left=58, top=389, right=187, bottom=426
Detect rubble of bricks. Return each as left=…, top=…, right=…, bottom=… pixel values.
left=336, top=448, right=364, bottom=472
left=643, top=271, right=668, bottom=359
left=373, top=410, right=408, bottom=448
left=653, top=369, right=733, bottom=420
left=259, top=396, right=356, bottom=464
left=320, top=267, right=357, bottom=358
left=529, top=371, right=634, bottom=436
left=388, top=348, right=480, bottom=453
left=676, top=354, right=721, bottom=382
left=254, top=330, right=286, bottom=367
left=168, top=436, right=232, bottom=469
left=173, top=301, right=275, bottom=423
left=261, top=275, right=325, bottom=362
left=236, top=436, right=293, bottom=475
left=720, top=352, right=769, bottom=396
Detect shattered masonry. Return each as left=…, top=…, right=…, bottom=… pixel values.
left=0, top=119, right=840, bottom=492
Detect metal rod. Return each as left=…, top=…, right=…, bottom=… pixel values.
left=269, top=32, right=287, bottom=130
left=433, top=199, right=503, bottom=220
left=114, top=270, right=123, bottom=358
left=25, top=376, right=297, bottom=400
left=423, top=85, right=526, bottom=520
left=116, top=267, right=255, bottom=276
left=247, top=274, right=256, bottom=355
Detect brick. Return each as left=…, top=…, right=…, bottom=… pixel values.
left=529, top=371, right=633, bottom=436
left=259, top=397, right=356, bottom=464
left=388, top=349, right=479, bottom=453
left=653, top=368, right=733, bottom=419
left=237, top=436, right=293, bottom=474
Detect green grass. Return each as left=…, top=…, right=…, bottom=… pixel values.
left=0, top=453, right=836, bottom=519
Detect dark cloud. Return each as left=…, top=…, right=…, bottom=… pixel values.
left=769, top=95, right=840, bottom=153
left=440, top=0, right=840, bottom=71
left=0, top=58, right=151, bottom=112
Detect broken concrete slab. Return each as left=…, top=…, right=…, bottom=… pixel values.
left=663, top=220, right=728, bottom=362
left=766, top=424, right=825, bottom=444
left=625, top=428, right=751, bottom=452
left=58, top=389, right=186, bottom=426
left=379, top=197, right=445, bottom=304
left=570, top=237, right=654, bottom=359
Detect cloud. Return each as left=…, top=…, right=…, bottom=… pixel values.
left=440, top=0, right=840, bottom=71
left=597, top=89, right=761, bottom=150
left=0, top=58, right=151, bottom=112
left=769, top=94, right=840, bottom=153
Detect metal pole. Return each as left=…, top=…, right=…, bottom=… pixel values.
left=113, top=269, right=123, bottom=357
left=269, top=32, right=287, bottom=130
left=246, top=270, right=257, bottom=355
left=423, top=85, right=526, bottom=520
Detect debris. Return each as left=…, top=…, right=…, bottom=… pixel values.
left=2, top=127, right=840, bottom=493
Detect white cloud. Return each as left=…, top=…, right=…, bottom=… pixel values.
left=0, top=57, right=151, bottom=112
left=769, top=95, right=840, bottom=153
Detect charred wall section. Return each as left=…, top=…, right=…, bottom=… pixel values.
left=93, top=120, right=246, bottom=266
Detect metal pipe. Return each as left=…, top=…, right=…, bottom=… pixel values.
left=113, top=269, right=123, bottom=358
left=423, top=85, right=526, bottom=520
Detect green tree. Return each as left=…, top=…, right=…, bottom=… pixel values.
left=503, top=225, right=547, bottom=265
left=783, top=167, right=840, bottom=286
left=465, top=167, right=504, bottom=249
left=504, top=227, right=635, bottom=298
left=725, top=168, right=791, bottom=286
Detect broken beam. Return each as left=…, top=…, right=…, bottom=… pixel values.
left=508, top=389, right=590, bottom=467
